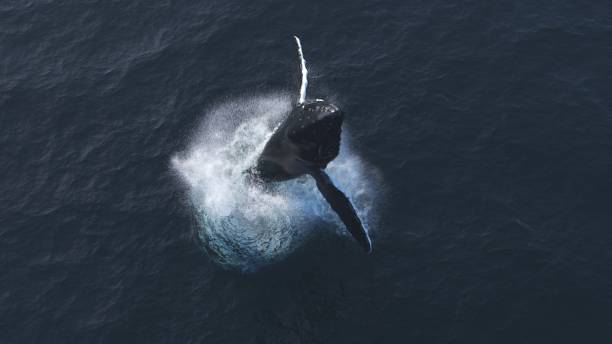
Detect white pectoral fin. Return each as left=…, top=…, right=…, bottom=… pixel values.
left=294, top=35, right=308, bottom=104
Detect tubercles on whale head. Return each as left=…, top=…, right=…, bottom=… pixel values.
left=287, top=101, right=344, bottom=167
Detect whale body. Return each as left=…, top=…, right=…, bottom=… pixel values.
left=249, top=67, right=372, bottom=252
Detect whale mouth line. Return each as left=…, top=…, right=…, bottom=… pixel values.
left=171, top=93, right=380, bottom=271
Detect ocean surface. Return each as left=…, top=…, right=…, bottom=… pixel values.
left=2, top=1, right=612, bottom=343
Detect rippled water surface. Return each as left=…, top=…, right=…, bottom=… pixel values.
left=2, top=1, right=612, bottom=343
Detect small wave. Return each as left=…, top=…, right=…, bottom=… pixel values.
left=172, top=93, right=380, bottom=271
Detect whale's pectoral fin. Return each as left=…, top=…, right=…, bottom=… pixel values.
left=309, top=169, right=372, bottom=253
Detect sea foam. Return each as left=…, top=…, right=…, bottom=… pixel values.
left=172, top=93, right=379, bottom=271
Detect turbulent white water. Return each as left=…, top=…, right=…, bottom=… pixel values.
left=294, top=36, right=308, bottom=104
left=172, top=93, right=380, bottom=271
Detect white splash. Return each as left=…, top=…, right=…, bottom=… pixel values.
left=294, top=35, right=308, bottom=104
left=171, top=93, right=380, bottom=271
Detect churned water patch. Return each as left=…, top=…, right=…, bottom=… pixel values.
left=171, top=93, right=380, bottom=271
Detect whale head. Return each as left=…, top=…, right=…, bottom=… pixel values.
left=287, top=100, right=343, bottom=167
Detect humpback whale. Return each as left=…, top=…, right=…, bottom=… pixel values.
left=248, top=36, right=372, bottom=253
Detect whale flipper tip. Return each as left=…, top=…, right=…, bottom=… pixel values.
left=309, top=169, right=372, bottom=253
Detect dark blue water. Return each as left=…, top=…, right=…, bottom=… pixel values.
left=2, top=1, right=612, bottom=343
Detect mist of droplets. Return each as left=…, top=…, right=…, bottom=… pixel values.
left=172, top=93, right=380, bottom=271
